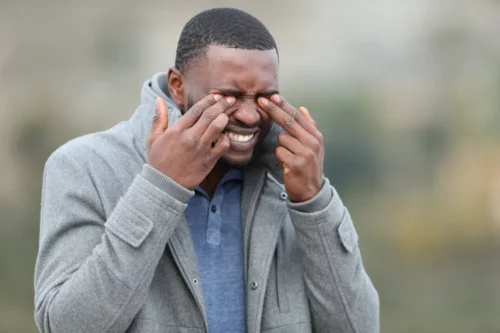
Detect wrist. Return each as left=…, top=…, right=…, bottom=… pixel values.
left=142, top=164, right=194, bottom=203
left=287, top=178, right=332, bottom=213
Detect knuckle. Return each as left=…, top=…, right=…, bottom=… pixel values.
left=277, top=132, right=288, bottom=144
left=152, top=113, right=160, bottom=124
left=205, top=103, right=226, bottom=119
left=169, top=125, right=181, bottom=135
left=275, top=98, right=286, bottom=108
left=283, top=114, right=295, bottom=127
left=202, top=111, right=218, bottom=122
left=316, top=132, right=324, bottom=144
left=288, top=159, right=299, bottom=171
left=201, top=154, right=212, bottom=170
left=199, top=95, right=217, bottom=109
left=266, top=101, right=276, bottom=112
left=305, top=149, right=315, bottom=159
left=310, top=139, right=321, bottom=152
left=183, top=131, right=197, bottom=145
left=291, top=109, right=301, bottom=120
left=190, top=106, right=203, bottom=119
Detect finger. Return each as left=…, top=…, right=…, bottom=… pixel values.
left=174, top=94, right=222, bottom=129
left=200, top=113, right=229, bottom=146
left=258, top=96, right=314, bottom=141
left=277, top=132, right=304, bottom=154
left=270, top=95, right=317, bottom=134
left=147, top=98, right=169, bottom=152
left=211, top=133, right=231, bottom=158
left=298, top=106, right=317, bottom=127
left=271, top=95, right=321, bottom=140
left=191, top=96, right=235, bottom=135
left=275, top=146, right=295, bottom=175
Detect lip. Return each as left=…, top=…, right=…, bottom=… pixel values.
left=225, top=130, right=260, bottom=152
left=224, top=125, right=259, bottom=135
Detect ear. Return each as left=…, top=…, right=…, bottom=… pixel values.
left=167, top=68, right=186, bottom=110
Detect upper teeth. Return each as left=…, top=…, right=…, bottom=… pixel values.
left=226, top=131, right=254, bottom=142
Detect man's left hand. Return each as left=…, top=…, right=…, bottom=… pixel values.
left=258, top=95, right=324, bottom=203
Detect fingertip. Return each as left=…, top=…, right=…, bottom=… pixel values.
left=213, top=94, right=222, bottom=101
left=157, top=97, right=167, bottom=111
left=154, top=98, right=168, bottom=128
left=214, top=132, right=230, bottom=152
left=258, top=97, right=269, bottom=107
left=270, top=94, right=281, bottom=103
left=299, top=106, right=314, bottom=123
left=221, top=134, right=231, bottom=149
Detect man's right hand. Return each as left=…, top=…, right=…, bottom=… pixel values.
left=147, top=94, right=235, bottom=190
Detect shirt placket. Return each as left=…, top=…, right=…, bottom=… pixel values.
left=206, top=190, right=223, bottom=246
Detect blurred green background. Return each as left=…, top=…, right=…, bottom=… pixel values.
left=1, top=0, right=499, bottom=332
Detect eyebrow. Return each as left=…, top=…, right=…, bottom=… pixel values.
left=212, top=88, right=279, bottom=99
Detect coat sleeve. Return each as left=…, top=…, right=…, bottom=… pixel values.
left=34, top=150, right=193, bottom=333
left=287, top=178, right=380, bottom=333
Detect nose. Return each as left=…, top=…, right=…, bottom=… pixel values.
left=232, top=99, right=260, bottom=127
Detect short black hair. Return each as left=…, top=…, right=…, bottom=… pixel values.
left=175, top=8, right=278, bottom=73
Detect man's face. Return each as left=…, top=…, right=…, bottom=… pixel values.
left=181, top=45, right=279, bottom=167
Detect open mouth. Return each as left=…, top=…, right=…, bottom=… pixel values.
left=224, top=131, right=255, bottom=143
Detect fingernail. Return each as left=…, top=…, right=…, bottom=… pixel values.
left=213, top=94, right=222, bottom=101
left=271, top=94, right=280, bottom=103
left=225, top=96, right=235, bottom=105
left=259, top=97, right=269, bottom=106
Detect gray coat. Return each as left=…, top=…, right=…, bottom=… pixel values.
left=34, top=73, right=379, bottom=333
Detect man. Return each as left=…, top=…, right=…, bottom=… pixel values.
left=35, top=8, right=379, bottom=333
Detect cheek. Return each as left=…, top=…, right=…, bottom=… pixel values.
left=257, top=107, right=271, bottom=125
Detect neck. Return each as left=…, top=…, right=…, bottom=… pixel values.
left=199, top=162, right=231, bottom=198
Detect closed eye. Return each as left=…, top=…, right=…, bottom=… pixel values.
left=211, top=88, right=279, bottom=102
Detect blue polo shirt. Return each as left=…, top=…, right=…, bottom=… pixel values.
left=184, top=169, right=246, bottom=333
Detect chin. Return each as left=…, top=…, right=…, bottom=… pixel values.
left=219, top=151, right=254, bottom=169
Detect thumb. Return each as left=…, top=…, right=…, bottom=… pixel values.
left=147, top=98, right=169, bottom=151
left=154, top=98, right=169, bottom=132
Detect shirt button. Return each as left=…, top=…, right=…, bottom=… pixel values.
left=280, top=192, right=288, bottom=200
left=250, top=281, right=259, bottom=290
left=211, top=205, right=217, bottom=213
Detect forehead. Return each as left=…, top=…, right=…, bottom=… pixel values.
left=190, top=45, right=279, bottom=92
